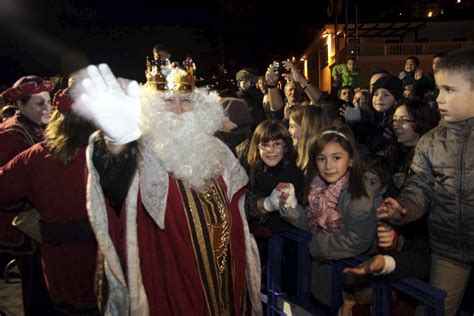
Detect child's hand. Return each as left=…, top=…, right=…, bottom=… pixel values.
left=263, top=188, right=282, bottom=212
left=343, top=254, right=386, bottom=276
left=279, top=183, right=297, bottom=209
left=377, top=223, right=398, bottom=249
left=377, top=197, right=407, bottom=220
left=414, top=68, right=423, bottom=80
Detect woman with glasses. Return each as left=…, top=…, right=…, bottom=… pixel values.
left=377, top=99, right=439, bottom=194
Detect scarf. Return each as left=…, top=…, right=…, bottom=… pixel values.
left=306, top=172, right=350, bottom=233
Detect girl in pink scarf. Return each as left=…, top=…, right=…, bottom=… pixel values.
left=303, top=127, right=368, bottom=235
left=280, top=125, right=374, bottom=259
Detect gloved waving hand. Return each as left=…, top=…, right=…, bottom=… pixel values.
left=72, top=64, right=141, bottom=145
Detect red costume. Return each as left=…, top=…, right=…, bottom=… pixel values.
left=0, top=114, right=45, bottom=250
left=86, top=135, right=262, bottom=316
left=0, top=144, right=98, bottom=313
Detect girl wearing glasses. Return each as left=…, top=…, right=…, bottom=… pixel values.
left=244, top=120, right=304, bottom=233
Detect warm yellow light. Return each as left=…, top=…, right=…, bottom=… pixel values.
left=327, top=35, right=332, bottom=59
left=428, top=11, right=433, bottom=17
left=303, top=59, right=308, bottom=79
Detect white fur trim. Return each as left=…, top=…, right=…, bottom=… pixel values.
left=239, top=195, right=263, bottom=316
left=86, top=131, right=149, bottom=315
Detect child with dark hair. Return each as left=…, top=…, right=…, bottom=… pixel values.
left=378, top=46, right=474, bottom=315
left=364, top=155, right=392, bottom=199
left=277, top=124, right=377, bottom=305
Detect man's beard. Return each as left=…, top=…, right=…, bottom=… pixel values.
left=139, top=90, right=228, bottom=191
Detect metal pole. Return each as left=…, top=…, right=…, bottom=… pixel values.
left=355, top=5, right=358, bottom=59
left=335, top=12, right=339, bottom=64
left=345, top=0, right=349, bottom=60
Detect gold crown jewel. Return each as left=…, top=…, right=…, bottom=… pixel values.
left=145, top=57, right=195, bottom=93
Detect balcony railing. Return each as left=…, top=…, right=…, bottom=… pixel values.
left=341, top=41, right=474, bottom=57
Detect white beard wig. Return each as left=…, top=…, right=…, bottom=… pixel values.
left=138, top=88, right=227, bottom=191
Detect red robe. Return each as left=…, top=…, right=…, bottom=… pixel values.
left=104, top=176, right=248, bottom=316
left=0, top=115, right=44, bottom=250
left=86, top=134, right=261, bottom=315
left=0, top=144, right=98, bottom=312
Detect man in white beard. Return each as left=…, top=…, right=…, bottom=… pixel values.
left=71, top=64, right=264, bottom=316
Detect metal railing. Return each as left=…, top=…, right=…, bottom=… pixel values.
left=263, top=229, right=447, bottom=316
left=341, top=41, right=474, bottom=57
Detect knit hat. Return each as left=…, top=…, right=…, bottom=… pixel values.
left=372, top=76, right=403, bottom=101
left=52, top=88, right=73, bottom=113
left=235, top=68, right=257, bottom=84
left=220, top=97, right=253, bottom=127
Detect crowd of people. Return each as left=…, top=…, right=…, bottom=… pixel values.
left=0, top=44, right=473, bottom=316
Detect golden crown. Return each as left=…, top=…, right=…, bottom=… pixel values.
left=145, top=57, right=195, bottom=93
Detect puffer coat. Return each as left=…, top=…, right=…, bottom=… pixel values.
left=397, top=117, right=474, bottom=263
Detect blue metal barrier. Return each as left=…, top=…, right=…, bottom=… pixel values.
left=264, top=229, right=447, bottom=316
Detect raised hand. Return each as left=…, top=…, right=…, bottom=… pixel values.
left=282, top=60, right=307, bottom=85
left=414, top=68, right=423, bottom=80
left=340, top=104, right=361, bottom=122
left=265, top=64, right=279, bottom=86
left=72, top=64, right=141, bottom=145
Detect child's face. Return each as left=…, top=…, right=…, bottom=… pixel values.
left=339, top=88, right=353, bottom=102
left=316, top=141, right=352, bottom=184
left=239, top=80, right=251, bottom=91
left=372, top=88, right=395, bottom=113
left=364, top=172, right=384, bottom=197
left=289, top=118, right=302, bottom=146
left=346, top=59, right=354, bottom=71
left=258, top=139, right=286, bottom=167
left=404, top=59, right=417, bottom=73
left=435, top=70, right=474, bottom=122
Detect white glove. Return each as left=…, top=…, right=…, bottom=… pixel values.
left=71, top=64, right=141, bottom=145
left=282, top=183, right=297, bottom=209
left=263, top=188, right=282, bottom=212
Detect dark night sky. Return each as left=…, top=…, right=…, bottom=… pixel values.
left=1, top=0, right=471, bottom=85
